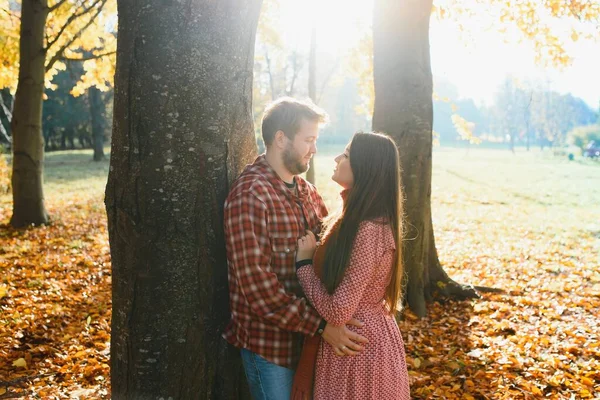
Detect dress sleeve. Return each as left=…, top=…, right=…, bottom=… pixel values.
left=297, top=221, right=394, bottom=326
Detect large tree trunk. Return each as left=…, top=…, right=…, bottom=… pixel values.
left=105, top=0, right=262, bottom=398
left=372, top=0, right=477, bottom=317
left=89, top=87, right=105, bottom=161
left=10, top=0, right=49, bottom=227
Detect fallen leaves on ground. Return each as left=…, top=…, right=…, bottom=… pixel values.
left=0, top=196, right=111, bottom=399
left=1, top=149, right=599, bottom=398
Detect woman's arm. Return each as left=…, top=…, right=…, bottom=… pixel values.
left=297, top=221, right=392, bottom=326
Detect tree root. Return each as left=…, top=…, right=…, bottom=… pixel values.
left=473, top=285, right=505, bottom=294
left=435, top=280, right=481, bottom=300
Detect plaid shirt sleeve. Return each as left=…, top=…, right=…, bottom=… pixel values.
left=225, top=191, right=322, bottom=336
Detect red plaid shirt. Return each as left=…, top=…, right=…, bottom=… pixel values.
left=222, top=155, right=328, bottom=368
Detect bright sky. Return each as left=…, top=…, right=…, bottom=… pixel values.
left=275, top=0, right=600, bottom=108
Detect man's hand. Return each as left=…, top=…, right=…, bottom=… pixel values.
left=321, top=318, right=368, bottom=356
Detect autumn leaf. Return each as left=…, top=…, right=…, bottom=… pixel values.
left=12, top=358, right=27, bottom=368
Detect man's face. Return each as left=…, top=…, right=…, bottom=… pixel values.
left=282, top=118, right=319, bottom=176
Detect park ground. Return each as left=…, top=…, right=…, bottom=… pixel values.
left=0, top=146, right=599, bottom=399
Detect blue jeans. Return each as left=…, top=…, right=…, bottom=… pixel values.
left=240, top=348, right=294, bottom=400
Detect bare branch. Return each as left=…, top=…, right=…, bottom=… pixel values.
left=48, top=0, right=69, bottom=13
left=0, top=7, right=18, bottom=18
left=0, top=94, right=12, bottom=121
left=45, top=0, right=108, bottom=72
left=46, top=0, right=104, bottom=51
left=317, top=59, right=340, bottom=104
left=263, top=46, right=276, bottom=100
left=60, top=50, right=115, bottom=62
left=0, top=121, right=10, bottom=144
left=286, top=51, right=301, bottom=97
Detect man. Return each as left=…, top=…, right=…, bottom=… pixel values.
left=223, top=97, right=367, bottom=399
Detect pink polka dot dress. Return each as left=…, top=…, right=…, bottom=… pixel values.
left=297, top=220, right=411, bottom=400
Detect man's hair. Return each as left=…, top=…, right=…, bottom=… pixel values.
left=261, top=97, right=328, bottom=146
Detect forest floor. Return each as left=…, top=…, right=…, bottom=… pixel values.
left=1, top=147, right=599, bottom=399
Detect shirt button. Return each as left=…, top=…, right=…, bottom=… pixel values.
left=285, top=248, right=290, bottom=253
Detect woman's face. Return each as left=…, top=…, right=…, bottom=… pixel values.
left=332, top=145, right=354, bottom=189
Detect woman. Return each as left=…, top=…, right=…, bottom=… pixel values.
left=293, top=132, right=410, bottom=399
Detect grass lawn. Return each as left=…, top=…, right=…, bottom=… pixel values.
left=0, top=146, right=599, bottom=398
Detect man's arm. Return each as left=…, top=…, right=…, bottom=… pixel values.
left=225, top=191, right=320, bottom=335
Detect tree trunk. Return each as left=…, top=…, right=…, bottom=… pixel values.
left=372, top=0, right=477, bottom=317
left=89, top=87, right=105, bottom=161
left=10, top=0, right=49, bottom=228
left=105, top=0, right=261, bottom=398
left=306, top=24, right=317, bottom=184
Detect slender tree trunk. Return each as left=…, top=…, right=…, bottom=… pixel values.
left=89, top=87, right=105, bottom=161
left=264, top=46, right=276, bottom=100
left=306, top=24, right=317, bottom=184
left=509, top=133, right=515, bottom=153
left=105, top=0, right=262, bottom=398
left=10, top=0, right=49, bottom=227
left=372, top=0, right=477, bottom=317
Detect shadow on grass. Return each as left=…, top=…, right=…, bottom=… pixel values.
left=44, top=151, right=110, bottom=185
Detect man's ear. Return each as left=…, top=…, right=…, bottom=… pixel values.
left=274, top=130, right=287, bottom=150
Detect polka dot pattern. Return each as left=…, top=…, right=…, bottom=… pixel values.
left=297, top=221, right=410, bottom=399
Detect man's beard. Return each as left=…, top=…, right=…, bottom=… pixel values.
left=282, top=143, right=310, bottom=175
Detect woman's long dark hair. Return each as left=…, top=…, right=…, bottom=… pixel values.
left=321, top=132, right=404, bottom=315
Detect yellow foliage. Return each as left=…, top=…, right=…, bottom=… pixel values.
left=0, top=150, right=10, bottom=193
left=347, top=33, right=374, bottom=117
left=451, top=114, right=481, bottom=144
left=348, top=0, right=599, bottom=116
left=0, top=0, right=117, bottom=95
left=435, top=0, right=600, bottom=67
left=0, top=0, right=20, bottom=92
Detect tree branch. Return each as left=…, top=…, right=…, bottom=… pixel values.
left=60, top=50, right=115, bottom=62
left=317, top=59, right=340, bottom=104
left=46, top=0, right=104, bottom=51
left=0, top=92, right=13, bottom=144
left=48, top=0, right=69, bottom=13
left=45, top=0, right=107, bottom=72
left=0, top=121, right=10, bottom=144
left=0, top=94, right=13, bottom=122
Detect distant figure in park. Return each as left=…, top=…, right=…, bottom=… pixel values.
left=292, top=132, right=411, bottom=399
left=222, top=98, right=368, bottom=400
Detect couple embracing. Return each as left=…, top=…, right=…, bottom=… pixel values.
left=222, top=97, right=410, bottom=400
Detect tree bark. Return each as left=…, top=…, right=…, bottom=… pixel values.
left=10, top=0, right=50, bottom=228
left=105, top=0, right=261, bottom=398
left=306, top=24, right=317, bottom=184
left=89, top=86, right=105, bottom=161
left=372, top=0, right=477, bottom=317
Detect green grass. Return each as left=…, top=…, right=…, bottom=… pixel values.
left=0, top=148, right=110, bottom=220
left=313, top=145, right=600, bottom=225
left=2, top=146, right=599, bottom=237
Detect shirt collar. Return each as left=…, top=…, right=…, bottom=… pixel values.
left=252, top=155, right=309, bottom=200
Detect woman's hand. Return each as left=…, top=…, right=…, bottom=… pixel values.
left=296, top=230, right=317, bottom=262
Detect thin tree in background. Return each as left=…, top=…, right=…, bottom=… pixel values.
left=306, top=23, right=317, bottom=184
left=372, top=0, right=478, bottom=317
left=7, top=0, right=115, bottom=227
